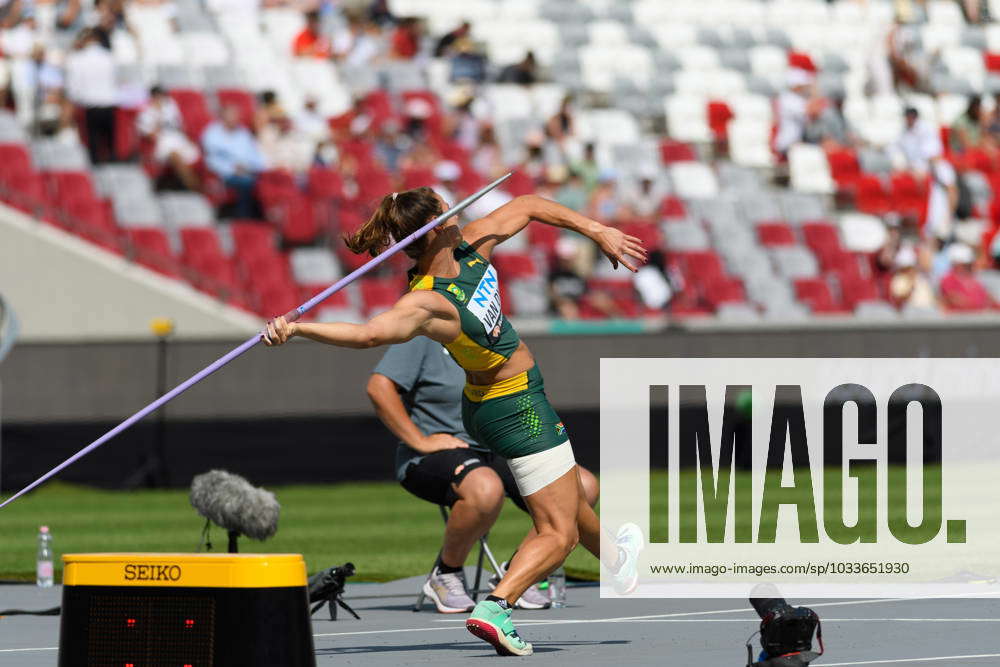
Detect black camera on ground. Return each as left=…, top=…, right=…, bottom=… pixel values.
left=308, top=562, right=360, bottom=621
left=747, top=594, right=823, bottom=667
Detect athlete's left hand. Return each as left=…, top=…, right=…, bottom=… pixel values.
left=595, top=225, right=647, bottom=272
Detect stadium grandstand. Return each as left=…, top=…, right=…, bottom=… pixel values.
left=2, top=0, right=1000, bottom=325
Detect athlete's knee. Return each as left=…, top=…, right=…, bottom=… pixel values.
left=578, top=466, right=599, bottom=507
left=455, top=466, right=504, bottom=514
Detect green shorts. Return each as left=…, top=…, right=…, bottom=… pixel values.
left=461, top=365, right=569, bottom=460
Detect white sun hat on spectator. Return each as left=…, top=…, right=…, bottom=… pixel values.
left=786, top=68, right=815, bottom=89
left=404, top=97, right=434, bottom=119
left=895, top=245, right=917, bottom=268
left=947, top=243, right=975, bottom=265
left=434, top=160, right=461, bottom=182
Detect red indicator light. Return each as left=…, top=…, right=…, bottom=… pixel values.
left=126, top=619, right=136, bottom=628
left=184, top=619, right=195, bottom=628
left=125, top=664, right=134, bottom=667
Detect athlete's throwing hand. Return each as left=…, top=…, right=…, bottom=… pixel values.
left=262, top=316, right=296, bottom=346
left=595, top=226, right=647, bottom=272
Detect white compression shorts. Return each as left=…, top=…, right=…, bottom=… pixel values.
left=506, top=440, right=576, bottom=497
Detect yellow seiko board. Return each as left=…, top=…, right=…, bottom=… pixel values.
left=59, top=553, right=315, bottom=667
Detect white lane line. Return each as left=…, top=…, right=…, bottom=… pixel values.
left=0, top=647, right=56, bottom=653
left=314, top=626, right=459, bottom=638
left=822, top=655, right=1000, bottom=666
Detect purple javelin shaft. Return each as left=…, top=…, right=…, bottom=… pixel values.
left=0, top=173, right=511, bottom=509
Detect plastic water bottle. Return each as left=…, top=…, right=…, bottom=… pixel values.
left=549, top=567, right=566, bottom=608
left=36, top=526, right=54, bottom=588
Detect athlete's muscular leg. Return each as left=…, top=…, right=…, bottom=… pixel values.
left=511, top=465, right=599, bottom=555
left=572, top=467, right=619, bottom=569
left=442, top=466, right=504, bottom=567
left=492, top=467, right=580, bottom=603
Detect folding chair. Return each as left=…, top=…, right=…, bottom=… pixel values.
left=413, top=504, right=505, bottom=612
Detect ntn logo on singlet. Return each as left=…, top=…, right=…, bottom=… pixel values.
left=467, top=264, right=503, bottom=342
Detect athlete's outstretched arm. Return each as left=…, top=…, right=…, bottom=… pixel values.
left=464, top=194, right=647, bottom=271
left=262, top=291, right=447, bottom=348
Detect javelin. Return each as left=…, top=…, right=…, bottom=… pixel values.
left=0, top=172, right=512, bottom=509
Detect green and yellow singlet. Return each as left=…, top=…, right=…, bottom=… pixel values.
left=408, top=240, right=521, bottom=375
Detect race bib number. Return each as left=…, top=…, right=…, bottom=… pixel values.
left=467, top=264, right=503, bottom=343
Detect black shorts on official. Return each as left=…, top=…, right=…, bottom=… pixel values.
left=399, top=448, right=527, bottom=512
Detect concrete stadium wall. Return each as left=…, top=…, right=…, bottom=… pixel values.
left=3, top=324, right=1000, bottom=489
left=0, top=204, right=260, bottom=342
left=5, top=323, right=1000, bottom=422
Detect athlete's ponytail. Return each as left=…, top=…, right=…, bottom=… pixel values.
left=344, top=187, right=444, bottom=259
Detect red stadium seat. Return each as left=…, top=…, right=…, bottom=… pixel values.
left=492, top=252, right=538, bottom=279
left=660, top=139, right=697, bottom=164
left=44, top=170, right=97, bottom=205
left=837, top=275, right=881, bottom=310
left=216, top=88, right=257, bottom=128
left=169, top=89, right=214, bottom=140
left=826, top=148, right=861, bottom=190
left=126, top=228, right=181, bottom=277
left=677, top=250, right=724, bottom=285
left=756, top=222, right=796, bottom=246
left=359, top=277, right=406, bottom=315
left=269, top=195, right=321, bottom=245
left=0, top=143, right=32, bottom=177
left=660, top=196, right=686, bottom=220
left=985, top=52, right=1000, bottom=72
left=794, top=278, right=844, bottom=313
left=504, top=169, right=535, bottom=197
left=230, top=220, right=278, bottom=262
left=401, top=166, right=436, bottom=189
left=307, top=167, right=344, bottom=200
left=703, top=277, right=746, bottom=307
left=619, top=221, right=662, bottom=250
left=527, top=222, right=560, bottom=253
left=115, top=107, right=141, bottom=160
left=853, top=175, right=891, bottom=216
left=889, top=171, right=928, bottom=218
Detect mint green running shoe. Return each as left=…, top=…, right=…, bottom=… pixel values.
left=465, top=599, right=533, bottom=656
left=612, top=522, right=645, bottom=595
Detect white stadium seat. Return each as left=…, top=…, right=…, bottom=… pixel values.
left=665, top=94, right=711, bottom=144
left=788, top=143, right=834, bottom=194
left=839, top=212, right=889, bottom=252
left=669, top=161, right=719, bottom=199
left=728, top=119, right=775, bottom=168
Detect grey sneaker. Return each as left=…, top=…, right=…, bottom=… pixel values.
left=423, top=567, right=475, bottom=613
left=488, top=563, right=552, bottom=610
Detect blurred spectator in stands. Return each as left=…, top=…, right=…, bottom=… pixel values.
left=546, top=95, right=576, bottom=144
left=292, top=10, right=331, bottom=58
left=940, top=242, right=992, bottom=310
left=37, top=89, right=78, bottom=143
left=65, top=27, right=117, bottom=163
left=295, top=95, right=336, bottom=165
left=633, top=250, right=673, bottom=312
left=555, top=170, right=586, bottom=212
left=497, top=50, right=537, bottom=85
left=0, top=0, right=25, bottom=27
left=774, top=68, right=816, bottom=156
left=255, top=90, right=285, bottom=134
left=959, top=0, right=989, bottom=24
left=202, top=104, right=267, bottom=218
left=373, top=119, right=407, bottom=172
left=887, top=9, right=931, bottom=93
left=137, top=85, right=200, bottom=191
left=472, top=124, right=504, bottom=180
left=389, top=16, right=421, bottom=60
left=259, top=113, right=315, bottom=175
left=571, top=142, right=600, bottom=194
left=446, top=85, right=479, bottom=151
left=587, top=170, right=621, bottom=221
left=22, top=42, right=65, bottom=133
left=334, top=14, right=384, bottom=68
left=889, top=244, right=937, bottom=309
left=433, top=160, right=460, bottom=203
left=448, top=37, right=487, bottom=83
left=548, top=237, right=618, bottom=319
left=950, top=95, right=985, bottom=155
left=803, top=92, right=855, bottom=150
left=619, top=169, right=668, bottom=222
left=895, top=106, right=957, bottom=240
left=434, top=20, right=470, bottom=57
left=367, top=0, right=393, bottom=26
left=402, top=95, right=432, bottom=141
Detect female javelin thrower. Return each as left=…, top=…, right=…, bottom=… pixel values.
left=263, top=187, right=646, bottom=656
